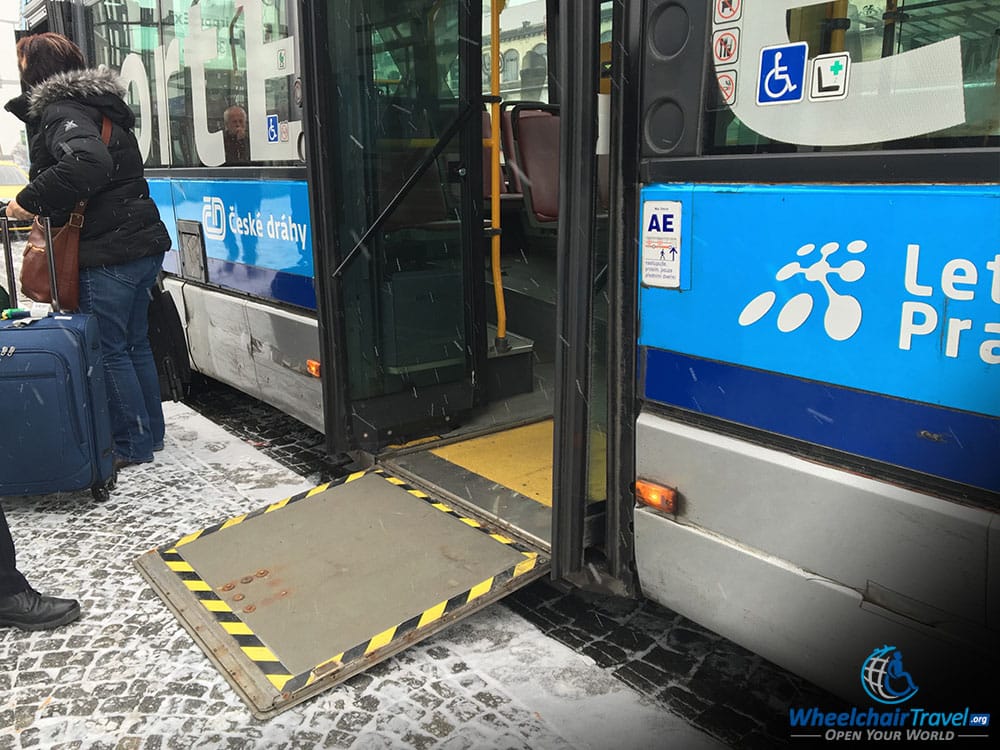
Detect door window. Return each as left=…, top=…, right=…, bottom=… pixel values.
left=324, top=0, right=469, bottom=406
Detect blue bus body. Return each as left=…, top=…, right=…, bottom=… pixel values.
left=638, top=183, right=1000, bottom=495
left=152, top=178, right=315, bottom=310
left=634, top=183, right=999, bottom=701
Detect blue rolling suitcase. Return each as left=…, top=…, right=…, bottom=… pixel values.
left=0, top=212, right=116, bottom=501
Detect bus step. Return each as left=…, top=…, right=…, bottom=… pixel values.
left=486, top=325, right=534, bottom=401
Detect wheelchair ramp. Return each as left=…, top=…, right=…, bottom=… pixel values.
left=135, top=469, right=548, bottom=719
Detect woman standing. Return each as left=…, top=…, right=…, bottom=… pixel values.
left=4, top=33, right=170, bottom=471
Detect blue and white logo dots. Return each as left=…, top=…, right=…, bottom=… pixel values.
left=861, top=646, right=920, bottom=705
left=757, top=42, right=808, bottom=105
left=739, top=239, right=867, bottom=341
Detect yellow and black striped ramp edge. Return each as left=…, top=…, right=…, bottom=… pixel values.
left=134, top=469, right=549, bottom=719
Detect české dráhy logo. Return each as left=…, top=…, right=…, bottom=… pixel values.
left=202, top=196, right=227, bottom=242
left=738, top=240, right=867, bottom=341
left=861, top=645, right=920, bottom=705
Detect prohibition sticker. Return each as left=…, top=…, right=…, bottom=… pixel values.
left=717, top=71, right=737, bottom=106
left=713, top=28, right=740, bottom=66
left=715, top=0, right=742, bottom=25
left=641, top=200, right=683, bottom=289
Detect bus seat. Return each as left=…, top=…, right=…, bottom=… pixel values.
left=510, top=103, right=560, bottom=229
left=500, top=106, right=520, bottom=194
left=499, top=101, right=545, bottom=196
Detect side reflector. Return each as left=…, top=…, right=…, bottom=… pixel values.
left=307, top=359, right=321, bottom=378
left=635, top=479, right=677, bottom=514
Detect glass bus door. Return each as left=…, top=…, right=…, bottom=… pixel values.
left=306, top=0, right=484, bottom=453
left=305, top=0, right=614, bottom=566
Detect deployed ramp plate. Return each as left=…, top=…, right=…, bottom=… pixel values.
left=135, top=469, right=548, bottom=718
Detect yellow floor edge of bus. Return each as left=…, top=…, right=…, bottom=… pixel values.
left=430, top=421, right=554, bottom=506
left=429, top=420, right=608, bottom=507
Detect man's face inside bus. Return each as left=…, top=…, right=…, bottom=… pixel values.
left=224, top=106, right=247, bottom=141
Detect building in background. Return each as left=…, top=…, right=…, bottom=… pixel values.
left=481, top=0, right=611, bottom=103
left=483, top=0, right=550, bottom=102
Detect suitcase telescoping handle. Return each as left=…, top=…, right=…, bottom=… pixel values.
left=1, top=203, right=18, bottom=308
left=0, top=207, right=63, bottom=313
left=40, top=215, right=61, bottom=313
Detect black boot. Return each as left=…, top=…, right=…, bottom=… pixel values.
left=0, top=589, right=81, bottom=630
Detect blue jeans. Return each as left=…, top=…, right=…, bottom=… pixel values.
left=79, top=254, right=165, bottom=463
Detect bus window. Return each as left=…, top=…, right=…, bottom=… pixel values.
left=371, top=22, right=413, bottom=100
left=372, top=30, right=403, bottom=97
left=707, top=0, right=1000, bottom=152
left=82, top=0, right=167, bottom=167
left=81, top=0, right=303, bottom=168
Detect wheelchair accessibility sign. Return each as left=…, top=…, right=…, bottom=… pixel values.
left=757, top=42, right=807, bottom=105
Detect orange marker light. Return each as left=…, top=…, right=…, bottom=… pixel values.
left=306, top=359, right=321, bottom=378
left=635, top=479, right=677, bottom=514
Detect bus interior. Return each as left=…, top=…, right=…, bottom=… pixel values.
left=306, top=0, right=613, bottom=552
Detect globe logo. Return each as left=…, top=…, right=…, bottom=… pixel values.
left=738, top=240, right=867, bottom=341
left=861, top=645, right=919, bottom=705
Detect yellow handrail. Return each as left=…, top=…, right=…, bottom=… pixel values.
left=490, top=0, right=508, bottom=349
left=829, top=0, right=848, bottom=53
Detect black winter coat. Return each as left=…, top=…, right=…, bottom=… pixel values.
left=4, top=67, right=170, bottom=267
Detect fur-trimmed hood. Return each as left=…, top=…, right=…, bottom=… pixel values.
left=5, top=63, right=169, bottom=268
left=27, top=66, right=126, bottom=119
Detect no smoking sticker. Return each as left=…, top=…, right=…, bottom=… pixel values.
left=717, top=71, right=737, bottom=106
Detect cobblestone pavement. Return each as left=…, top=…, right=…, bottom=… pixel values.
left=184, top=379, right=846, bottom=749
left=1, top=402, right=725, bottom=750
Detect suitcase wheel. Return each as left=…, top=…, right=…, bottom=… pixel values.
left=91, top=471, right=117, bottom=502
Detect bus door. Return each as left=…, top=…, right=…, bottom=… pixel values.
left=375, top=0, right=619, bottom=586
left=302, top=0, right=616, bottom=571
left=305, top=0, right=488, bottom=453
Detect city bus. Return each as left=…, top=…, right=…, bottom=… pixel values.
left=22, top=0, right=999, bottom=719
